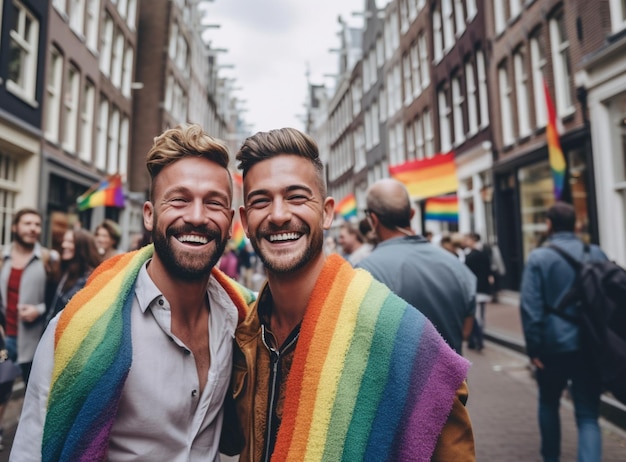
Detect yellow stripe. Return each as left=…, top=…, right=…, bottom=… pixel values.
left=303, top=271, right=370, bottom=461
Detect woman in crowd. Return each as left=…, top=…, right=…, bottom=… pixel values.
left=95, top=219, right=122, bottom=260
left=46, top=228, right=102, bottom=325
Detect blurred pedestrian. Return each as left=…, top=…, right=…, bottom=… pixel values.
left=520, top=201, right=608, bottom=462
left=0, top=208, right=59, bottom=386
left=95, top=219, right=122, bottom=259
left=45, top=229, right=102, bottom=325
left=219, top=242, right=240, bottom=280
left=337, top=222, right=372, bottom=266
left=464, top=232, right=493, bottom=351
left=357, top=179, right=477, bottom=355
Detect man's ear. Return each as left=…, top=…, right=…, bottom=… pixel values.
left=239, top=206, right=249, bottom=237
left=322, top=197, right=335, bottom=230
left=143, top=201, right=154, bottom=232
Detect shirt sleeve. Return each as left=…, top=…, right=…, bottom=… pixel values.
left=431, top=381, right=475, bottom=461
left=10, top=319, right=55, bottom=461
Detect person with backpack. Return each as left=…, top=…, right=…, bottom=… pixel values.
left=520, top=201, right=608, bottom=462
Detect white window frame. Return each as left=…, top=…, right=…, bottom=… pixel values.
left=466, top=0, right=478, bottom=20
left=609, top=0, right=626, bottom=32
left=108, top=108, right=120, bottom=174
left=403, top=53, right=413, bottom=106
left=438, top=89, right=452, bottom=153
left=117, top=0, right=128, bottom=20
left=452, top=76, right=465, bottom=145
left=442, top=0, right=455, bottom=51
left=494, top=0, right=506, bottom=34
left=52, top=0, right=67, bottom=15
left=96, top=98, right=109, bottom=170
left=6, top=0, right=40, bottom=106
left=85, top=0, right=100, bottom=51
left=550, top=13, right=575, bottom=117
left=424, top=108, right=434, bottom=158
left=122, top=46, right=133, bottom=98
left=465, top=60, right=478, bottom=136
left=100, top=15, right=114, bottom=76
left=45, top=47, right=63, bottom=143
left=127, top=0, right=137, bottom=30
left=454, top=0, right=465, bottom=36
left=530, top=36, right=547, bottom=128
left=414, top=115, right=425, bottom=160
left=63, top=65, right=80, bottom=153
left=111, top=30, right=124, bottom=88
left=80, top=80, right=95, bottom=162
left=499, top=64, right=514, bottom=146
left=69, top=0, right=85, bottom=37
left=509, top=0, right=522, bottom=19
left=411, top=42, right=421, bottom=97
left=514, top=51, right=531, bottom=137
left=419, top=34, right=430, bottom=87
left=119, top=116, right=129, bottom=175
left=477, top=50, right=489, bottom=128
left=372, top=101, right=380, bottom=145
left=433, top=10, right=443, bottom=62
left=406, top=122, right=416, bottom=160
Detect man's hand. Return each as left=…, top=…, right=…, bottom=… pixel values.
left=531, top=357, right=545, bottom=370
left=18, top=304, right=40, bottom=323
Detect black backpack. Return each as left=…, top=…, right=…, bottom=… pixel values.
left=547, top=244, right=626, bottom=404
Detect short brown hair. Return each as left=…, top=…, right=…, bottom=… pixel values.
left=236, top=127, right=326, bottom=196
left=12, top=208, right=41, bottom=227
left=146, top=124, right=231, bottom=199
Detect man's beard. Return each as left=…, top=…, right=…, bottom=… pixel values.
left=14, top=232, right=36, bottom=250
left=152, top=221, right=228, bottom=282
left=249, top=223, right=323, bottom=275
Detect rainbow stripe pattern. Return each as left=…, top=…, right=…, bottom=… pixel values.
left=231, top=220, right=246, bottom=250
left=335, top=193, right=358, bottom=219
left=77, top=174, right=125, bottom=211
left=389, top=152, right=459, bottom=200
left=270, top=254, right=470, bottom=461
left=543, top=78, right=566, bottom=200
left=42, top=245, right=253, bottom=462
left=425, top=195, right=459, bottom=223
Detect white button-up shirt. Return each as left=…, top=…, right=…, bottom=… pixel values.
left=11, top=262, right=239, bottom=461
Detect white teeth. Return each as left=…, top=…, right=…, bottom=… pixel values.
left=268, top=233, right=300, bottom=242
left=177, top=234, right=208, bottom=244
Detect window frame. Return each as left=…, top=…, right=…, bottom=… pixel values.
left=6, top=0, right=40, bottom=106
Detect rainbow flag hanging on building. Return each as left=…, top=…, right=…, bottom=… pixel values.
left=77, top=174, right=125, bottom=211
left=543, top=78, right=566, bottom=200
left=335, top=193, right=357, bottom=219
left=231, top=220, right=246, bottom=250
left=424, top=195, right=459, bottom=223
left=389, top=152, right=458, bottom=200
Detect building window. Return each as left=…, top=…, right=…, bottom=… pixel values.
left=414, top=115, right=425, bottom=160
left=53, top=0, right=67, bottom=14
left=68, top=0, right=85, bottom=36
left=85, top=0, right=100, bottom=51
left=454, top=0, right=465, bottom=36
left=376, top=35, right=384, bottom=67
left=396, top=123, right=405, bottom=165
left=550, top=12, right=574, bottom=116
left=127, top=0, right=137, bottom=30
left=438, top=88, right=452, bottom=153
left=111, top=30, right=124, bottom=88
left=406, top=122, right=416, bottom=160
left=80, top=81, right=95, bottom=162
left=452, top=76, right=465, bottom=145
left=419, top=33, right=429, bottom=87
left=530, top=36, right=547, bottom=128
left=465, top=60, right=478, bottom=136
left=433, top=10, right=443, bottom=62
left=499, top=63, right=514, bottom=146
left=45, top=47, right=63, bottom=143
left=372, top=101, right=380, bottom=145
left=442, top=0, right=455, bottom=51
left=514, top=50, right=531, bottom=137
left=509, top=0, right=522, bottom=19
left=100, top=14, right=114, bottom=76
left=108, top=108, right=120, bottom=174
left=494, top=0, right=506, bottom=34
left=609, top=0, right=626, bottom=32
left=96, top=98, right=109, bottom=170
left=410, top=42, right=421, bottom=97
left=477, top=50, right=489, bottom=128
left=424, top=108, right=435, bottom=157
left=403, top=53, right=413, bottom=106
left=117, top=0, right=128, bottom=19
left=0, top=152, right=19, bottom=247
left=122, top=46, right=133, bottom=98
left=119, top=116, right=129, bottom=175
left=467, top=0, right=478, bottom=20
left=400, top=0, right=409, bottom=33
left=6, top=0, right=40, bottom=105
left=63, top=65, right=80, bottom=153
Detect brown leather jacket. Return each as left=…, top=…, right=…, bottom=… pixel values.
left=222, top=285, right=476, bottom=461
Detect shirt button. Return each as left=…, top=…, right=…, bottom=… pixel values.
left=184, top=349, right=191, bottom=355
left=191, top=389, right=198, bottom=397
left=158, top=299, right=164, bottom=306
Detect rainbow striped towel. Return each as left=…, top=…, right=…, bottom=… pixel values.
left=42, top=244, right=253, bottom=462
left=270, top=254, right=470, bottom=461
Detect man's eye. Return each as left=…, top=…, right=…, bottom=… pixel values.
left=249, top=198, right=270, bottom=208
left=288, top=195, right=308, bottom=202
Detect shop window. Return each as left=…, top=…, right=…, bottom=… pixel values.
left=0, top=152, right=18, bottom=246
left=518, top=161, right=553, bottom=261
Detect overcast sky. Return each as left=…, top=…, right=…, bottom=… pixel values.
left=203, top=0, right=367, bottom=134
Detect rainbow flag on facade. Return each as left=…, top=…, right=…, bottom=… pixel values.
left=389, top=152, right=458, bottom=200
left=543, top=78, right=566, bottom=200
left=77, top=174, right=125, bottom=211
left=425, top=195, right=458, bottom=223
left=335, top=193, right=357, bottom=219
left=231, top=220, right=246, bottom=250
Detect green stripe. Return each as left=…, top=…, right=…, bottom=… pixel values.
left=322, top=279, right=387, bottom=459
left=341, top=289, right=405, bottom=461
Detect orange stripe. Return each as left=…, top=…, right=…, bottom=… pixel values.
left=272, top=255, right=352, bottom=461
left=391, top=161, right=456, bottom=183
left=404, top=176, right=459, bottom=199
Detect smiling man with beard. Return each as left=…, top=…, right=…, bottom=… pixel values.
left=12, top=124, right=255, bottom=462
left=221, top=128, right=475, bottom=462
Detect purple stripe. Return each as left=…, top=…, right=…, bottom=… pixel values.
left=78, top=420, right=113, bottom=462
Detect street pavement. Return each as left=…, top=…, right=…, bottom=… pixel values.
left=1, top=300, right=625, bottom=460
